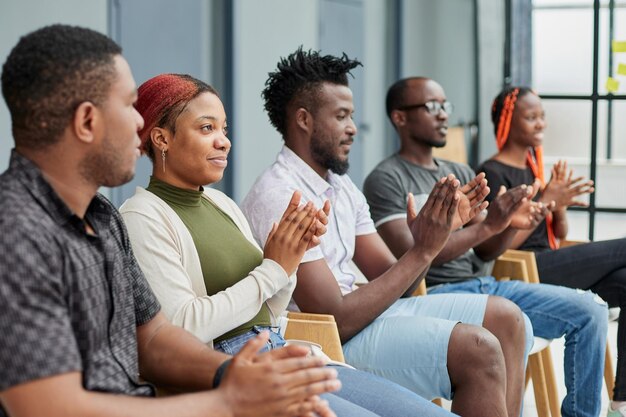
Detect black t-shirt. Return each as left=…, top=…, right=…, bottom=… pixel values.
left=477, top=159, right=551, bottom=252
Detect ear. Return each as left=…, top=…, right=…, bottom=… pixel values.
left=391, top=109, right=405, bottom=128
left=295, top=107, right=313, bottom=135
left=73, top=101, right=99, bottom=144
left=149, top=127, right=171, bottom=152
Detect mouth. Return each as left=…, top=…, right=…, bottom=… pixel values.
left=437, top=126, right=448, bottom=136
left=207, top=155, right=228, bottom=168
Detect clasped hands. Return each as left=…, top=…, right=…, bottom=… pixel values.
left=264, top=190, right=330, bottom=276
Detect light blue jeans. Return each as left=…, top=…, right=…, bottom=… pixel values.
left=428, top=277, right=608, bottom=417
left=214, top=326, right=457, bottom=417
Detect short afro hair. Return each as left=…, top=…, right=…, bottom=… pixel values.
left=262, top=46, right=361, bottom=137
left=1, top=24, right=122, bottom=149
left=385, top=77, right=430, bottom=122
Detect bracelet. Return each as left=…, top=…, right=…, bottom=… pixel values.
left=212, top=359, right=232, bottom=388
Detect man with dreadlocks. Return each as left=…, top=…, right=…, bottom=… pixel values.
left=364, top=77, right=608, bottom=417
left=479, top=86, right=626, bottom=416
left=242, top=48, right=532, bottom=417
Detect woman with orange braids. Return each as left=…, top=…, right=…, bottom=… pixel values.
left=479, top=86, right=626, bottom=415
left=119, top=73, right=457, bottom=417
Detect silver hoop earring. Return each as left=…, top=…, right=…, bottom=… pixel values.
left=161, top=149, right=166, bottom=173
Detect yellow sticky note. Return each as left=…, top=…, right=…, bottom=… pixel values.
left=618, top=63, right=626, bottom=76
left=606, top=77, right=620, bottom=93
left=613, top=40, right=626, bottom=53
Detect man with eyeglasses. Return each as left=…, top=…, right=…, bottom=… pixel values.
left=242, top=50, right=538, bottom=417
left=363, top=77, right=609, bottom=417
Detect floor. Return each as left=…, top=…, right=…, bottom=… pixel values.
left=439, top=319, right=618, bottom=416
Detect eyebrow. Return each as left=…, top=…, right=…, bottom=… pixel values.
left=195, top=115, right=220, bottom=122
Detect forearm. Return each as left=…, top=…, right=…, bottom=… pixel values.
left=165, top=259, right=290, bottom=343
left=432, top=223, right=495, bottom=266
left=138, top=321, right=229, bottom=392
left=474, top=226, right=518, bottom=261
left=83, top=389, right=232, bottom=417
left=265, top=273, right=297, bottom=322
left=552, top=209, right=568, bottom=239
left=1, top=374, right=233, bottom=417
left=506, top=228, right=534, bottom=249
left=402, top=267, right=430, bottom=298
left=332, top=248, right=431, bottom=342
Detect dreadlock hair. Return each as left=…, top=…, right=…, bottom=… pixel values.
left=1, top=24, right=122, bottom=149
left=385, top=76, right=430, bottom=123
left=135, top=74, right=218, bottom=160
left=491, top=86, right=558, bottom=249
left=262, top=46, right=362, bottom=137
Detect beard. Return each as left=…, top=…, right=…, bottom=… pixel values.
left=413, top=134, right=447, bottom=148
left=79, top=135, right=135, bottom=188
left=310, top=133, right=350, bottom=176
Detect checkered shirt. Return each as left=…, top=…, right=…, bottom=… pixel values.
left=0, top=151, right=161, bottom=415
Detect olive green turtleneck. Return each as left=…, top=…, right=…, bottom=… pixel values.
left=146, top=177, right=270, bottom=342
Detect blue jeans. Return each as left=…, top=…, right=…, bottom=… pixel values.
left=534, top=238, right=626, bottom=400
left=214, top=326, right=457, bottom=417
left=429, top=277, right=608, bottom=417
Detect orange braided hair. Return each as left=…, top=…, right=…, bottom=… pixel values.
left=492, top=87, right=558, bottom=249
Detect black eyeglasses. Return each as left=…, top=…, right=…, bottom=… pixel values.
left=398, top=100, right=453, bottom=116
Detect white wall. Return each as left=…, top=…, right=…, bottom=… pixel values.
left=0, top=0, right=108, bottom=172
left=232, top=0, right=319, bottom=202
left=231, top=0, right=391, bottom=202
left=477, top=0, right=506, bottom=164
left=400, top=0, right=477, bottom=128
left=361, top=0, right=392, bottom=179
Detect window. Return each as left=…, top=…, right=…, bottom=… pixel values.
left=530, top=0, right=626, bottom=240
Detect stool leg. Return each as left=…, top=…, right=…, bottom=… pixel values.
left=541, top=346, right=561, bottom=417
left=529, top=352, right=551, bottom=417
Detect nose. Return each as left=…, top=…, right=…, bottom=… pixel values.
left=437, top=108, right=449, bottom=121
left=135, top=107, right=145, bottom=131
left=538, top=118, right=547, bottom=130
left=215, top=132, right=231, bottom=152
left=347, top=117, right=358, bottom=136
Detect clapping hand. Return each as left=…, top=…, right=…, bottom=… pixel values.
left=264, top=191, right=325, bottom=276
left=452, top=172, right=490, bottom=230
left=221, top=332, right=340, bottom=417
left=543, top=160, right=594, bottom=210
left=408, top=174, right=461, bottom=259
left=509, top=180, right=555, bottom=229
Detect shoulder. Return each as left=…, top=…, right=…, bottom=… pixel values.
left=364, top=155, right=405, bottom=186
left=242, top=167, right=298, bottom=216
left=119, top=187, right=171, bottom=220
left=437, top=159, right=475, bottom=181
left=477, top=159, right=504, bottom=174
left=0, top=182, right=58, bottom=248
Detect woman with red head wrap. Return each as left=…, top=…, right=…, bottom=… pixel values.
left=120, top=73, right=457, bottom=417
left=478, top=86, right=626, bottom=414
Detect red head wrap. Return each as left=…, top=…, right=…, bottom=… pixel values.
left=135, top=74, right=199, bottom=154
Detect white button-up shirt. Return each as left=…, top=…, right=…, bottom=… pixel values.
left=242, top=146, right=376, bottom=295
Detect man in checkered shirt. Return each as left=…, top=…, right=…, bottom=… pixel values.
left=0, top=24, right=339, bottom=417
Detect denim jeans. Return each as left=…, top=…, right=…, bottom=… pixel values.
left=429, top=276, right=608, bottom=417
left=534, top=238, right=626, bottom=400
left=214, top=326, right=457, bottom=417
